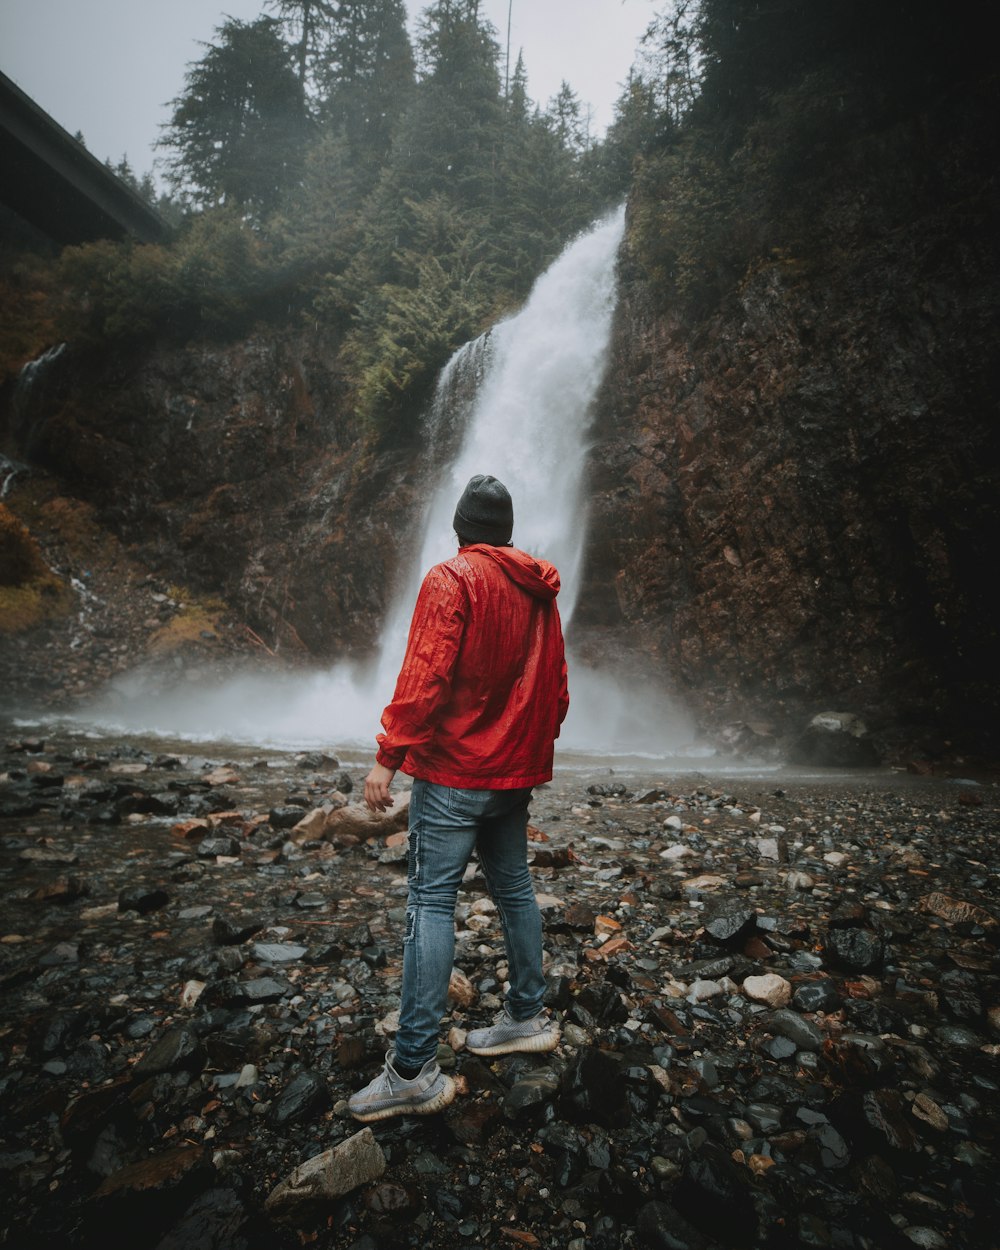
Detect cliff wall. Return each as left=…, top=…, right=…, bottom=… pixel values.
left=575, top=82, right=999, bottom=757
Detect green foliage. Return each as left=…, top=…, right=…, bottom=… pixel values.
left=625, top=0, right=996, bottom=322
left=7, top=0, right=654, bottom=431
left=341, top=195, right=499, bottom=428
left=55, top=210, right=287, bottom=343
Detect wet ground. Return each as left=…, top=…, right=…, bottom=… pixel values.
left=1, top=724, right=998, bottom=1250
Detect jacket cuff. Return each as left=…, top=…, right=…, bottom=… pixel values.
left=376, top=745, right=406, bottom=771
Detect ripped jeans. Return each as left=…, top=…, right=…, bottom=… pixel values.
left=392, top=779, right=546, bottom=1071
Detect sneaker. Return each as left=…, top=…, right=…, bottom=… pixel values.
left=465, top=1007, right=560, bottom=1057
left=348, top=1051, right=455, bottom=1123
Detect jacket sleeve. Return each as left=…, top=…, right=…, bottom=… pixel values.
left=375, top=566, right=467, bottom=770
left=557, top=651, right=569, bottom=730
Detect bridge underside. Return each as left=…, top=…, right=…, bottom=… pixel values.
left=1, top=70, right=169, bottom=247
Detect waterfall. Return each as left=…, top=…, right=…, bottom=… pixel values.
left=372, top=205, right=626, bottom=698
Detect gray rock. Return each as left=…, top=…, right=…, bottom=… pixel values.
left=265, top=1128, right=386, bottom=1216
left=788, top=711, right=880, bottom=767
left=767, top=1009, right=824, bottom=1051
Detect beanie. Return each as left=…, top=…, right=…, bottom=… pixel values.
left=453, top=474, right=514, bottom=545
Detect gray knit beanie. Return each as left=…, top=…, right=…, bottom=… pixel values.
left=453, top=474, right=514, bottom=545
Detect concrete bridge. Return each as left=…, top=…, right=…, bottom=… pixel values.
left=1, top=69, right=170, bottom=246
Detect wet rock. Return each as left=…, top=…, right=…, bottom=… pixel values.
left=673, top=1142, right=758, bottom=1246
left=766, top=1008, right=824, bottom=1051
left=134, top=1027, right=206, bottom=1078
left=536, top=1121, right=588, bottom=1187
left=560, top=1047, right=631, bottom=1128
left=268, top=805, right=307, bottom=829
left=743, top=973, right=792, bottom=1008
left=636, top=1200, right=710, bottom=1250
left=861, top=1089, right=924, bottom=1153
left=265, top=1128, right=387, bottom=1217
left=212, top=915, right=264, bottom=945
left=364, top=1179, right=422, bottom=1221
left=824, top=926, right=886, bottom=972
left=791, top=977, right=842, bottom=1013
left=251, top=942, right=307, bottom=963
left=703, top=900, right=757, bottom=945
left=788, top=712, right=880, bottom=767
left=153, top=1187, right=252, bottom=1250
left=267, top=1070, right=332, bottom=1127
left=196, top=835, right=241, bottom=858
left=504, top=1069, right=560, bottom=1121
left=118, top=886, right=170, bottom=914
left=918, top=892, right=997, bottom=930
left=93, top=1144, right=209, bottom=1202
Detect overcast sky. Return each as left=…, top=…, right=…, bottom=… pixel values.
left=1, top=0, right=657, bottom=184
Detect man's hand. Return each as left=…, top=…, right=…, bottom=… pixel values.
left=364, top=762, right=396, bottom=813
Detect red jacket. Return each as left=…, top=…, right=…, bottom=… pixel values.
left=376, top=544, right=569, bottom=788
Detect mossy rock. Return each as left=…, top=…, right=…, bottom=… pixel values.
left=0, top=503, right=72, bottom=632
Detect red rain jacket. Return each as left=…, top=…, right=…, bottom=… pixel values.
left=375, top=544, right=569, bottom=788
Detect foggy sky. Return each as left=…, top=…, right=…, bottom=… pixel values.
left=1, top=0, right=657, bottom=184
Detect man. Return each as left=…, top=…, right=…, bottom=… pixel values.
left=349, top=474, right=568, bottom=1123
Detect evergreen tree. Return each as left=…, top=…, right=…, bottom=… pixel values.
left=546, top=81, right=588, bottom=154
left=265, top=0, right=337, bottom=91
left=160, top=17, right=309, bottom=216
left=318, top=0, right=415, bottom=170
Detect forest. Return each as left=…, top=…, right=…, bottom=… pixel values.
left=0, top=0, right=973, bottom=432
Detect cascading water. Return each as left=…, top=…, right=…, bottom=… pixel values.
left=371, top=205, right=626, bottom=699
left=76, top=208, right=694, bottom=759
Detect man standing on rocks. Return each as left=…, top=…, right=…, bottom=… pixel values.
left=350, top=474, right=567, bottom=1122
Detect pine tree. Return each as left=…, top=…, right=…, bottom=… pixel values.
left=318, top=0, right=415, bottom=170
left=265, top=0, right=337, bottom=91
left=160, top=17, right=309, bottom=216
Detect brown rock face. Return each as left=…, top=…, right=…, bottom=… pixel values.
left=574, top=197, right=999, bottom=755
left=8, top=330, right=422, bottom=662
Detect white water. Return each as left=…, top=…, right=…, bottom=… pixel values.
left=71, top=209, right=696, bottom=761
left=372, top=205, right=627, bottom=699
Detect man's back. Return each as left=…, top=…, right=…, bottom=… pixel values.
left=376, top=543, right=568, bottom=789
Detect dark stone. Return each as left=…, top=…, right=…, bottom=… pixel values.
left=118, top=886, right=170, bottom=915
left=153, top=1187, right=251, bottom=1250
left=824, top=927, right=886, bottom=972
left=134, top=1027, right=206, bottom=1078
left=672, top=1142, right=758, bottom=1246
left=636, top=1201, right=710, bottom=1250
left=267, top=1070, right=331, bottom=1127
left=26, top=1009, right=84, bottom=1058
left=703, top=901, right=757, bottom=945
left=861, top=1089, right=923, bottom=1153
left=543, top=973, right=574, bottom=1009
left=792, top=978, right=842, bottom=1013
left=211, top=916, right=264, bottom=945
left=828, top=900, right=868, bottom=928
left=788, top=715, right=881, bottom=767
left=536, top=1121, right=587, bottom=1187
left=268, top=806, right=307, bottom=828
left=767, top=1009, right=824, bottom=1051
left=572, top=981, right=628, bottom=1025
left=560, top=1047, right=631, bottom=1129
left=196, top=836, right=241, bottom=858
left=503, top=1070, right=559, bottom=1121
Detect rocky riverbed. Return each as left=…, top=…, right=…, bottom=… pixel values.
left=1, top=728, right=998, bottom=1250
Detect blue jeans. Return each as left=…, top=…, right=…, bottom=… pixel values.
left=393, top=779, right=546, bottom=1070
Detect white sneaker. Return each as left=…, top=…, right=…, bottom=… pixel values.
left=348, top=1050, right=455, bottom=1122
left=465, top=1007, right=560, bottom=1057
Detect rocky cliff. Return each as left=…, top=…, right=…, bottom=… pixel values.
left=575, top=77, right=999, bottom=760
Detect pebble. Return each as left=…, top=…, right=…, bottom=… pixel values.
left=1, top=736, right=998, bottom=1249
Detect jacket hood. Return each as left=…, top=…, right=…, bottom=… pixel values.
left=464, top=544, right=561, bottom=600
